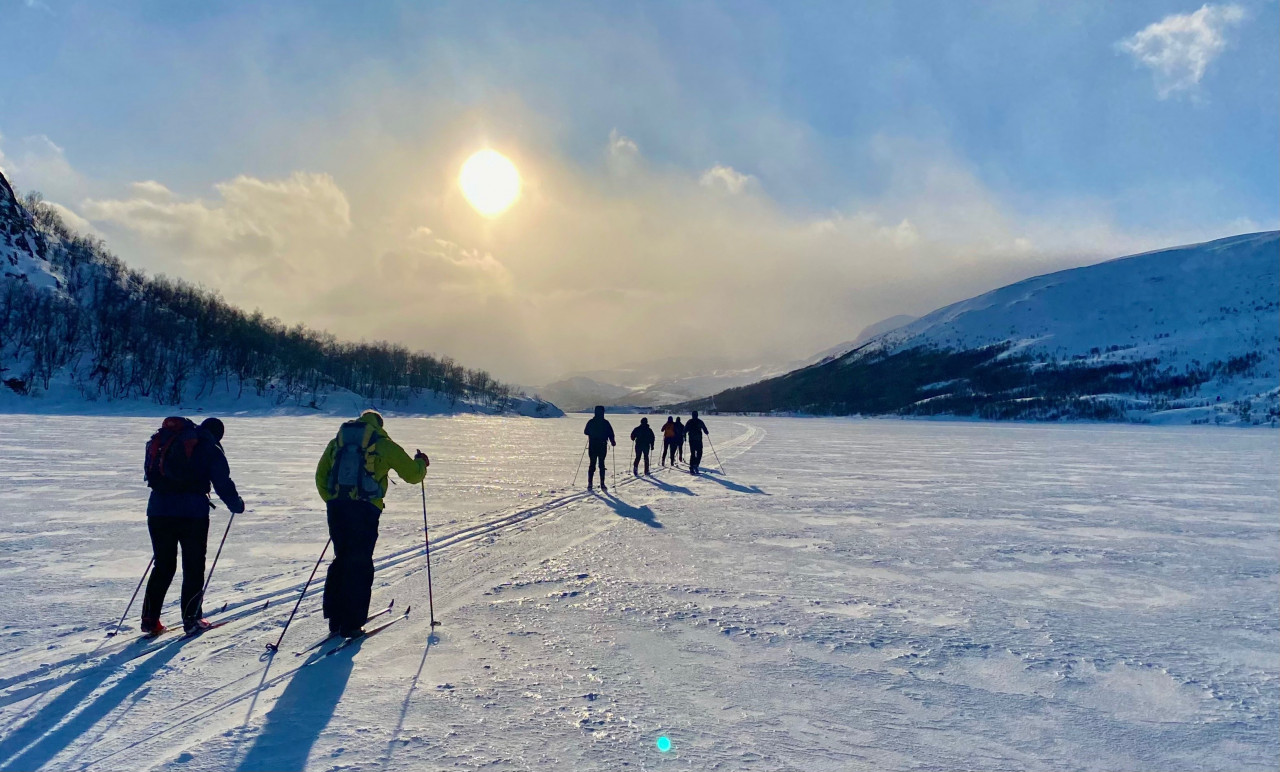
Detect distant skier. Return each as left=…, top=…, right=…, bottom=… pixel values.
left=673, top=417, right=687, bottom=463
left=316, top=410, right=428, bottom=638
left=630, top=417, right=656, bottom=476
left=685, top=410, right=710, bottom=474
left=583, top=406, right=616, bottom=491
left=660, top=416, right=677, bottom=466
left=141, top=416, right=245, bottom=635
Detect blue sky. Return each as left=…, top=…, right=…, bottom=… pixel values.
left=1, top=1, right=1276, bottom=382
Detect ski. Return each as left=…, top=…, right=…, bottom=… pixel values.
left=180, top=620, right=228, bottom=640
left=294, top=600, right=396, bottom=656
left=322, top=606, right=411, bottom=658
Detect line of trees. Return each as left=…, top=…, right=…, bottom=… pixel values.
left=1, top=185, right=517, bottom=409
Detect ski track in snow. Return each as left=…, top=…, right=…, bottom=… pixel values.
left=0, top=416, right=1276, bottom=771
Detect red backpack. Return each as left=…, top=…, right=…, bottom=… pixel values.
left=145, top=417, right=202, bottom=491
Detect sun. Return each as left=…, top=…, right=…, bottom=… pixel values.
left=459, top=149, right=521, bottom=217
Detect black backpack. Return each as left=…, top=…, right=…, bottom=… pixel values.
left=145, top=416, right=203, bottom=492
left=326, top=420, right=383, bottom=501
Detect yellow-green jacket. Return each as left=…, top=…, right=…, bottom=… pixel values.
left=315, top=413, right=427, bottom=510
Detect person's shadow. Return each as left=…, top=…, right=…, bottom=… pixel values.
left=0, top=640, right=185, bottom=771
left=595, top=492, right=662, bottom=528
left=237, top=638, right=363, bottom=771
left=696, top=474, right=767, bottom=495
left=638, top=476, right=695, bottom=496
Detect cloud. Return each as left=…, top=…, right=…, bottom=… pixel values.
left=129, top=180, right=175, bottom=201
left=607, top=129, right=639, bottom=160
left=21, top=122, right=1263, bottom=387
left=83, top=172, right=350, bottom=260
left=1117, top=4, right=1246, bottom=99
left=0, top=134, right=88, bottom=202
left=699, top=164, right=755, bottom=194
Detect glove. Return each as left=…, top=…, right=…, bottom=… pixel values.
left=415, top=449, right=430, bottom=467
left=229, top=496, right=246, bottom=515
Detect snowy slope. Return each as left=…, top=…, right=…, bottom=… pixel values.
left=707, top=232, right=1280, bottom=424
left=537, top=377, right=635, bottom=412
left=0, top=171, right=559, bottom=419
left=806, top=313, right=918, bottom=366
left=865, top=232, right=1278, bottom=374
left=0, top=174, right=59, bottom=290
left=0, top=416, right=1274, bottom=770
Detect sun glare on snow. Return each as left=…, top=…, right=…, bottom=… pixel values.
left=459, top=149, right=521, bottom=217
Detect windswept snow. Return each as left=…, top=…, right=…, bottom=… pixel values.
left=0, top=416, right=1275, bottom=771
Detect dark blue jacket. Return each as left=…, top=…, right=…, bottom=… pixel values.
left=146, top=429, right=242, bottom=519
left=684, top=417, right=709, bottom=447
left=583, top=416, right=616, bottom=454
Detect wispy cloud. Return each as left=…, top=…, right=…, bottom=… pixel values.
left=1117, top=3, right=1246, bottom=99
left=699, top=165, right=755, bottom=194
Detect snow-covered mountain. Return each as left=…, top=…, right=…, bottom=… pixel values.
left=543, top=360, right=795, bottom=411
left=699, top=232, right=1280, bottom=425
left=536, top=376, right=636, bottom=412
left=0, top=171, right=560, bottom=418
left=0, top=174, right=60, bottom=290
left=803, top=314, right=918, bottom=367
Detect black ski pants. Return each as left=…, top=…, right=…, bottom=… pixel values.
left=661, top=438, right=675, bottom=465
left=587, top=445, right=609, bottom=488
left=142, top=515, right=209, bottom=623
left=324, top=498, right=381, bottom=634
left=689, top=442, right=704, bottom=472
left=633, top=445, right=650, bottom=475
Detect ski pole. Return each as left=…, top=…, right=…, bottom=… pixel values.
left=421, top=479, right=440, bottom=628
left=107, top=557, right=154, bottom=637
left=186, top=510, right=237, bottom=621
left=265, top=538, right=331, bottom=653
left=708, top=435, right=726, bottom=473
left=570, top=440, right=588, bottom=487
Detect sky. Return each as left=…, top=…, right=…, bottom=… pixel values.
left=1, top=0, right=1276, bottom=386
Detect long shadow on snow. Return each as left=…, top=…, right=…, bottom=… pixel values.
left=381, top=632, right=436, bottom=765
left=636, top=476, right=695, bottom=496
left=237, top=638, right=363, bottom=772
left=594, top=492, right=662, bottom=528
left=0, top=638, right=185, bottom=771
left=693, top=473, right=767, bottom=495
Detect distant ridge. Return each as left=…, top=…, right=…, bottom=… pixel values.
left=682, top=233, right=1280, bottom=426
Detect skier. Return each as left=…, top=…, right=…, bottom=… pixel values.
left=315, top=410, right=428, bottom=638
left=685, top=410, right=710, bottom=474
left=583, top=405, right=616, bottom=491
left=673, top=417, right=687, bottom=463
left=141, top=416, right=245, bottom=635
left=630, top=417, right=656, bottom=476
left=660, top=416, right=677, bottom=466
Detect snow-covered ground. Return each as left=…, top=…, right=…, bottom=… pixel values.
left=0, top=416, right=1276, bottom=770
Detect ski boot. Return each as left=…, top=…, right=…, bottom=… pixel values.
left=184, top=617, right=214, bottom=635
left=140, top=616, right=166, bottom=636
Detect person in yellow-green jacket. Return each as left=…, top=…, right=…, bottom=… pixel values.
left=315, top=410, right=428, bottom=637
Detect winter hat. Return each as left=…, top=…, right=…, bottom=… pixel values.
left=199, top=417, right=225, bottom=442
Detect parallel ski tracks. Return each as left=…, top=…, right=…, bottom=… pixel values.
left=0, top=422, right=763, bottom=713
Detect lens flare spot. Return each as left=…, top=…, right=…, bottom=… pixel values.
left=656, top=736, right=672, bottom=753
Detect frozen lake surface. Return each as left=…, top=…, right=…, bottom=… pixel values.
left=0, top=415, right=1275, bottom=770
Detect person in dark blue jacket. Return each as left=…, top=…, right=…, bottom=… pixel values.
left=141, top=417, right=244, bottom=634
left=583, top=406, right=616, bottom=491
